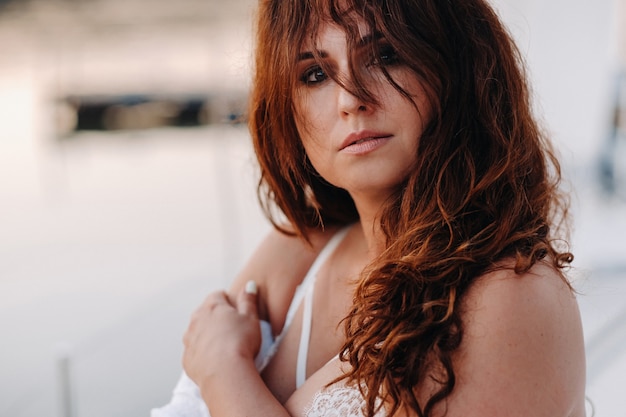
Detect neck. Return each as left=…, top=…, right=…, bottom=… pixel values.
left=352, top=195, right=388, bottom=258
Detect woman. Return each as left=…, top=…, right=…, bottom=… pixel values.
left=181, top=0, right=587, bottom=416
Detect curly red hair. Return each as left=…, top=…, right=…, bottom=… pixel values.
left=249, top=0, right=573, bottom=416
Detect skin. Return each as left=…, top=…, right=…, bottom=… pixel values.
left=182, top=19, right=586, bottom=417
left=294, top=22, right=431, bottom=226
left=285, top=261, right=587, bottom=417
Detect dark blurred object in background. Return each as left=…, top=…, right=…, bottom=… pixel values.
left=57, top=93, right=246, bottom=134
left=599, top=70, right=626, bottom=200
left=1, top=0, right=254, bottom=138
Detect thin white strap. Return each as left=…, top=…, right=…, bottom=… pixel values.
left=296, top=282, right=315, bottom=387
left=281, top=226, right=351, bottom=336
left=294, top=226, right=351, bottom=387
left=259, top=226, right=351, bottom=377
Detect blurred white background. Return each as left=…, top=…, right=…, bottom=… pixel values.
left=0, top=0, right=625, bottom=416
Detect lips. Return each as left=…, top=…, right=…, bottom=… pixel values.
left=340, top=130, right=393, bottom=151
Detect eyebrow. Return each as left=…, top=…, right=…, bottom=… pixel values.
left=297, top=51, right=327, bottom=62
left=296, top=31, right=384, bottom=62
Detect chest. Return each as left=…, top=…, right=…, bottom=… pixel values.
left=261, top=257, right=363, bottom=404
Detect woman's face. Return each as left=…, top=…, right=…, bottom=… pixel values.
left=293, top=20, right=432, bottom=204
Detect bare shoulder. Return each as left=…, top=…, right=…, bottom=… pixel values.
left=228, top=225, right=341, bottom=334
left=443, top=261, right=587, bottom=417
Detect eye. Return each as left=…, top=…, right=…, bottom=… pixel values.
left=300, top=65, right=328, bottom=85
left=371, top=44, right=400, bottom=67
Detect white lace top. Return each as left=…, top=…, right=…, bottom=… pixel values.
left=304, top=382, right=386, bottom=417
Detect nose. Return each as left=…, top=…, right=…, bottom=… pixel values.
left=337, top=84, right=371, bottom=116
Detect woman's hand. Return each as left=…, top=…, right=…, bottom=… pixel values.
left=182, top=281, right=291, bottom=417
left=182, top=281, right=262, bottom=390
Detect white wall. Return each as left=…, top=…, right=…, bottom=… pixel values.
left=492, top=0, right=618, bottom=165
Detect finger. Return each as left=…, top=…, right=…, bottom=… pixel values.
left=182, top=328, right=190, bottom=348
left=202, top=290, right=229, bottom=311
left=183, top=291, right=228, bottom=347
left=237, top=280, right=259, bottom=318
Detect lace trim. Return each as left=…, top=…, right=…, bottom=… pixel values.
left=304, top=383, right=386, bottom=417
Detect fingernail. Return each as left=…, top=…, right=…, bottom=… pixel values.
left=245, top=280, right=257, bottom=295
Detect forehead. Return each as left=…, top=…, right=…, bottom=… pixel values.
left=299, top=15, right=375, bottom=51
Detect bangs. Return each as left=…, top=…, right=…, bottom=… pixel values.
left=288, top=0, right=440, bottom=112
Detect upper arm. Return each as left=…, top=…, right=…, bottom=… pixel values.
left=227, top=226, right=336, bottom=335
left=441, top=264, right=586, bottom=417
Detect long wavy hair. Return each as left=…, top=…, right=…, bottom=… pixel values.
left=249, top=0, right=573, bottom=416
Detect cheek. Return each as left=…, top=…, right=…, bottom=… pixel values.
left=295, top=91, right=329, bottom=131
left=294, top=94, right=316, bottom=141
left=392, top=78, right=433, bottom=138
left=294, top=96, right=333, bottom=152
left=293, top=112, right=324, bottom=174
left=299, top=132, right=327, bottom=172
